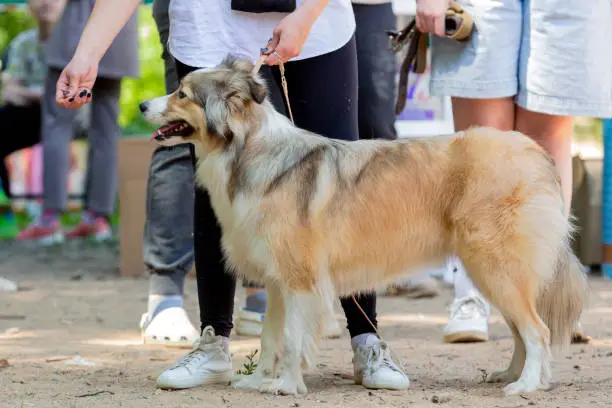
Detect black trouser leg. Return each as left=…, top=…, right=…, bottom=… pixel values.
left=176, top=60, right=236, bottom=337
left=0, top=103, right=42, bottom=198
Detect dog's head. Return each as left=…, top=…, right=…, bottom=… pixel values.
left=139, top=56, right=268, bottom=152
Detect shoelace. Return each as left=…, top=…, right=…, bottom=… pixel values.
left=366, top=342, right=403, bottom=374
left=171, top=328, right=225, bottom=369
left=170, top=345, right=205, bottom=368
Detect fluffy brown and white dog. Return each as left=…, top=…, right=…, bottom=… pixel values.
left=140, top=56, right=588, bottom=397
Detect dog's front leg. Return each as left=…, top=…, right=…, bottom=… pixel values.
left=233, top=283, right=285, bottom=391
left=260, top=291, right=318, bottom=396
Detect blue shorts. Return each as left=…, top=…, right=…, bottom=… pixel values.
left=429, top=0, right=612, bottom=118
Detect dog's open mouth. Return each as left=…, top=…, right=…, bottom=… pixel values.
left=151, top=120, right=194, bottom=142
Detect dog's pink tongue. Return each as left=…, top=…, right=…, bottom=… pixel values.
left=151, top=123, right=182, bottom=141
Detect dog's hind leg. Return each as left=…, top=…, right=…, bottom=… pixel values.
left=461, top=254, right=552, bottom=395
left=259, top=290, right=319, bottom=395
left=486, top=317, right=525, bottom=384
left=233, top=283, right=285, bottom=391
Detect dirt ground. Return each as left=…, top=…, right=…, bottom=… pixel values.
left=1, top=241, right=611, bottom=408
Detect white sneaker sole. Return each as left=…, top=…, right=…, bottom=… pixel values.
left=157, top=370, right=233, bottom=390
left=141, top=332, right=195, bottom=348
left=443, top=330, right=489, bottom=343
left=235, top=322, right=263, bottom=337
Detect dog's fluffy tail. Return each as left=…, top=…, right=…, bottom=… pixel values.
left=537, top=244, right=589, bottom=352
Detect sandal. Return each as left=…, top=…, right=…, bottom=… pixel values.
left=140, top=307, right=199, bottom=348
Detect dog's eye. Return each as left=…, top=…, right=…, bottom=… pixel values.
left=177, top=90, right=187, bottom=99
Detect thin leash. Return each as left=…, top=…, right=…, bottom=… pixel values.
left=252, top=47, right=294, bottom=123
left=252, top=43, right=407, bottom=375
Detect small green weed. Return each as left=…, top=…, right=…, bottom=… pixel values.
left=236, top=349, right=259, bottom=376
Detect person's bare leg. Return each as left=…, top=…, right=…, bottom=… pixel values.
left=514, top=107, right=589, bottom=344
left=514, top=107, right=573, bottom=215
left=443, top=97, right=515, bottom=343
left=451, top=97, right=516, bottom=132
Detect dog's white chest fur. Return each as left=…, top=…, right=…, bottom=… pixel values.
left=196, top=155, right=271, bottom=280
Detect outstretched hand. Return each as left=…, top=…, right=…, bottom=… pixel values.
left=55, top=55, right=98, bottom=109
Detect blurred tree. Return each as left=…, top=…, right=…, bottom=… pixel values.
left=0, top=7, right=36, bottom=54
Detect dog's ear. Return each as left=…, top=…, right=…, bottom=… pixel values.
left=204, top=98, right=234, bottom=142
left=220, top=54, right=254, bottom=73
left=192, top=86, right=233, bottom=143
left=248, top=75, right=267, bottom=104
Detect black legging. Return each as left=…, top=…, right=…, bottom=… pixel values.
left=0, top=103, right=42, bottom=198
left=176, top=35, right=378, bottom=338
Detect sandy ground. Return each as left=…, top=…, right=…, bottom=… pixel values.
left=1, top=241, right=611, bottom=408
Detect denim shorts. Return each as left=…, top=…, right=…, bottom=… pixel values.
left=429, top=0, right=612, bottom=118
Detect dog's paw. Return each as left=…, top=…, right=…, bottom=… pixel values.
left=258, top=375, right=307, bottom=395
left=232, top=374, right=264, bottom=391
left=486, top=369, right=520, bottom=384
left=503, top=379, right=548, bottom=396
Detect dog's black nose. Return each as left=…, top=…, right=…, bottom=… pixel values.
left=139, top=102, right=148, bottom=113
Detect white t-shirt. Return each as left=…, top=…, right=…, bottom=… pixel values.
left=168, top=0, right=356, bottom=68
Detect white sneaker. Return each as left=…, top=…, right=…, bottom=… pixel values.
left=235, top=308, right=265, bottom=337
left=235, top=308, right=344, bottom=339
left=0, top=276, right=18, bottom=292
left=324, top=314, right=343, bottom=339
left=353, top=338, right=410, bottom=390
left=443, top=295, right=490, bottom=343
left=140, top=307, right=199, bottom=348
left=156, top=326, right=232, bottom=389
left=387, top=275, right=441, bottom=298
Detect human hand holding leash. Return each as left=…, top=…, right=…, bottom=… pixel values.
left=264, top=0, right=328, bottom=65
left=416, top=0, right=453, bottom=37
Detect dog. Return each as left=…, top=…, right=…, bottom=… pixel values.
left=139, top=56, right=588, bottom=397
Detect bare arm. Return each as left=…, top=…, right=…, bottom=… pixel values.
left=72, top=0, right=141, bottom=63
left=264, top=0, right=330, bottom=65
left=55, top=0, right=141, bottom=109
left=296, top=0, right=330, bottom=26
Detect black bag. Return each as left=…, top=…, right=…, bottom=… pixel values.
left=231, top=0, right=296, bottom=13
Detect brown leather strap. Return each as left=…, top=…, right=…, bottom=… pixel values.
left=389, top=1, right=474, bottom=115
left=445, top=1, right=473, bottom=41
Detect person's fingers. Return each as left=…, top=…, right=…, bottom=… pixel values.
left=263, top=32, right=281, bottom=56
left=415, top=14, right=425, bottom=32
left=264, top=54, right=280, bottom=66
left=55, top=71, right=71, bottom=104
left=55, top=70, right=83, bottom=108
left=434, top=15, right=446, bottom=37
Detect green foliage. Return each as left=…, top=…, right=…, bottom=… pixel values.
left=236, top=349, right=259, bottom=376
left=0, top=8, right=36, bottom=54
left=0, top=6, right=165, bottom=136
left=118, top=6, right=165, bottom=136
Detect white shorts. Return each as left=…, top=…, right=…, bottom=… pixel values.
left=429, top=0, right=612, bottom=118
